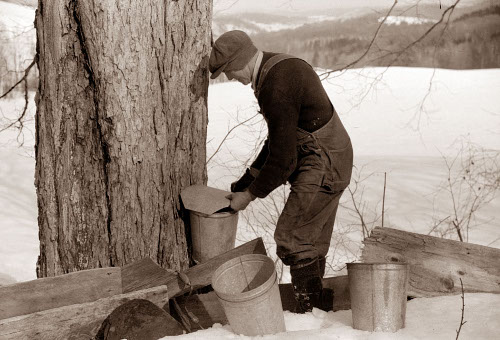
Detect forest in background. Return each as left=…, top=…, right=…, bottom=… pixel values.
left=216, top=3, right=500, bottom=71
left=1, top=1, right=500, bottom=92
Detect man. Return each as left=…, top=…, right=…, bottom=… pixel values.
left=209, top=30, right=353, bottom=313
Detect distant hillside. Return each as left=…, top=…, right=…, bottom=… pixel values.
left=239, top=3, right=500, bottom=70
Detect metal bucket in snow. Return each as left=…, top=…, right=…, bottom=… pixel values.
left=212, top=254, right=286, bottom=336
left=347, top=262, right=409, bottom=332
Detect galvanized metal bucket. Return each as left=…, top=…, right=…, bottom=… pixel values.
left=347, top=262, right=409, bottom=332
left=212, top=254, right=286, bottom=336
left=190, top=210, right=238, bottom=263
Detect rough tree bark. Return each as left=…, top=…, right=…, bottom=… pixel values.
left=34, top=0, right=212, bottom=277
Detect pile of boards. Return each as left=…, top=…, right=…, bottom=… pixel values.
left=1, top=228, right=499, bottom=339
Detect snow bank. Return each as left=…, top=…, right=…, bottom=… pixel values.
left=159, top=293, right=500, bottom=339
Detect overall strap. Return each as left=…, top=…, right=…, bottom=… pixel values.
left=254, top=54, right=307, bottom=99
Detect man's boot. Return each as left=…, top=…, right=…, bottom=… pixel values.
left=290, top=259, right=323, bottom=313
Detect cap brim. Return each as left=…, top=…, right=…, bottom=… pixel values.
left=210, top=62, right=228, bottom=79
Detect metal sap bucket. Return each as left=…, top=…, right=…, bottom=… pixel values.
left=190, top=210, right=238, bottom=263
left=212, top=254, right=286, bottom=336
left=347, top=262, right=409, bottom=332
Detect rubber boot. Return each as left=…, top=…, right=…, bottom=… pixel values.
left=290, top=259, right=323, bottom=313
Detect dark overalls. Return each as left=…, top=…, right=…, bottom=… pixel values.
left=255, top=55, right=353, bottom=267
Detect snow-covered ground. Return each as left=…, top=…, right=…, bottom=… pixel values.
left=161, top=293, right=500, bottom=340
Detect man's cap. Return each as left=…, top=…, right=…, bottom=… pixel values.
left=209, top=30, right=258, bottom=79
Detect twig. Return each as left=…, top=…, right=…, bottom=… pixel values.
left=0, top=59, right=36, bottom=100
left=319, top=0, right=398, bottom=79
left=382, top=172, right=387, bottom=228
left=206, top=113, right=259, bottom=164
left=0, top=58, right=37, bottom=142
left=455, top=278, right=467, bottom=340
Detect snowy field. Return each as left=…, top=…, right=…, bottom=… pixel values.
left=1, top=67, right=499, bottom=284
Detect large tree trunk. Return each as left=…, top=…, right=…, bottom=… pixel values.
left=34, top=0, right=212, bottom=277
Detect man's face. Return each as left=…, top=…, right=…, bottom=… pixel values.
left=225, top=67, right=251, bottom=85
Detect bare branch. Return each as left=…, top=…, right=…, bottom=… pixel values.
left=319, top=0, right=398, bottom=79
left=206, top=112, right=260, bottom=164
left=0, top=58, right=36, bottom=100
left=455, top=278, right=467, bottom=340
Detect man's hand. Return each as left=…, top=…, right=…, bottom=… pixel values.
left=225, top=190, right=256, bottom=211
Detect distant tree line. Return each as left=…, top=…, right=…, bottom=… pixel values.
left=250, top=5, right=500, bottom=70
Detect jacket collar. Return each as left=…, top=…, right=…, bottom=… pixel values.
left=251, top=51, right=264, bottom=91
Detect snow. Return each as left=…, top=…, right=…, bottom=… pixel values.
left=0, top=1, right=35, bottom=30
left=2, top=68, right=499, bottom=283
left=160, top=293, right=500, bottom=339
left=379, top=16, right=438, bottom=25
left=247, top=21, right=303, bottom=32
left=0, top=94, right=37, bottom=283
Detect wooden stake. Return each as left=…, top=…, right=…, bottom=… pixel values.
left=382, top=172, right=387, bottom=228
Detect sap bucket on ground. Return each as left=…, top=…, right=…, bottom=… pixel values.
left=211, top=254, right=286, bottom=336
left=347, top=262, right=409, bottom=332
left=190, top=209, right=238, bottom=263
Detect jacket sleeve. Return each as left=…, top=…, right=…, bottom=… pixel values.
left=250, top=138, right=269, bottom=171
left=248, top=85, right=301, bottom=198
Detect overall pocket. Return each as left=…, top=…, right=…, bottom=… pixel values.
left=322, top=140, right=353, bottom=192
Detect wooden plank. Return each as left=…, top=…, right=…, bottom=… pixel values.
left=0, top=267, right=121, bottom=320
left=279, top=276, right=350, bottom=312
left=362, top=227, right=500, bottom=297
left=169, top=238, right=267, bottom=297
left=0, top=285, right=169, bottom=340
left=180, top=185, right=231, bottom=215
left=121, top=257, right=174, bottom=293
left=122, top=238, right=267, bottom=297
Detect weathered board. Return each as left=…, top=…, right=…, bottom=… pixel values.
left=362, top=227, right=500, bottom=297
left=0, top=285, right=169, bottom=340
left=121, top=257, right=175, bottom=293
left=0, top=238, right=266, bottom=338
left=160, top=238, right=267, bottom=298
left=121, top=238, right=266, bottom=296
left=0, top=267, right=121, bottom=320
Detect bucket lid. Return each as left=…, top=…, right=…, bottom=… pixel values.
left=181, top=184, right=232, bottom=215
